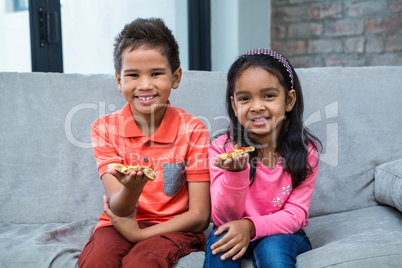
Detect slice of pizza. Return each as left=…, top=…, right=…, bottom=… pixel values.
left=217, top=145, right=255, bottom=160
left=107, top=163, right=156, bottom=180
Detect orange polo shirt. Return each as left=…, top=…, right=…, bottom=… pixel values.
left=90, top=102, right=210, bottom=231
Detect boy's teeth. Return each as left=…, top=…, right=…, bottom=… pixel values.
left=138, top=96, right=154, bottom=100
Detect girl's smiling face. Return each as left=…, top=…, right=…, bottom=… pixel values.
left=231, top=66, right=296, bottom=146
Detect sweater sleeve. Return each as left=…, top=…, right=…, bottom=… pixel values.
left=208, top=138, right=251, bottom=226
left=244, top=148, right=319, bottom=241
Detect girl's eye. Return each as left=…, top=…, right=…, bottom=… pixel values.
left=238, top=96, right=249, bottom=102
left=264, top=94, right=275, bottom=99
left=128, top=74, right=139, bottom=78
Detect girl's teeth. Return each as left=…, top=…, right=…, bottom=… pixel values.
left=253, top=118, right=266, bottom=122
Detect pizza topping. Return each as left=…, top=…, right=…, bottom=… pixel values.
left=217, top=145, right=255, bottom=160
left=107, top=163, right=156, bottom=180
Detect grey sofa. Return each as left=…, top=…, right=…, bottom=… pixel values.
left=1, top=66, right=402, bottom=268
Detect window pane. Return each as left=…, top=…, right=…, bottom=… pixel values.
left=0, top=0, right=31, bottom=72
left=60, top=0, right=188, bottom=74
left=14, top=0, right=29, bottom=12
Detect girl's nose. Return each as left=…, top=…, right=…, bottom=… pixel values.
left=250, top=101, right=265, bottom=112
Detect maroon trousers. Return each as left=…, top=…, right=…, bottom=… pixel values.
left=78, top=222, right=205, bottom=268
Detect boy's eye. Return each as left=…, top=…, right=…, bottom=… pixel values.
left=128, top=73, right=139, bottom=78
left=152, top=72, right=163, bottom=77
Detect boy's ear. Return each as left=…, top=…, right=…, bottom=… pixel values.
left=171, top=67, right=182, bottom=89
left=115, top=72, right=122, bottom=92
left=286, top=89, right=296, bottom=112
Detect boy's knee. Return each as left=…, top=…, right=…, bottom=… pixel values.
left=78, top=228, right=132, bottom=268
left=124, top=233, right=202, bottom=266
left=78, top=248, right=122, bottom=268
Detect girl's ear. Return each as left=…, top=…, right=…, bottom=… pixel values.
left=172, top=67, right=182, bottom=89
left=286, top=89, right=296, bottom=112
left=231, top=96, right=238, bottom=117
left=115, top=72, right=122, bottom=92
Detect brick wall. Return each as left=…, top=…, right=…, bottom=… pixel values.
left=271, top=0, right=402, bottom=67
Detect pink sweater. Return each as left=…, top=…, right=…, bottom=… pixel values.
left=209, top=134, right=319, bottom=241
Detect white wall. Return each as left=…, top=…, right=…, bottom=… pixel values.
left=211, top=0, right=240, bottom=72
left=0, top=3, right=31, bottom=72
left=211, top=0, right=271, bottom=72
left=61, top=0, right=188, bottom=74
left=0, top=0, right=270, bottom=74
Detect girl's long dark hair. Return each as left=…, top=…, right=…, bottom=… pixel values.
left=224, top=54, right=322, bottom=188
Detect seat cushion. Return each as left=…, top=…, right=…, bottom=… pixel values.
left=0, top=220, right=96, bottom=268
left=375, top=159, right=402, bottom=213
left=298, top=206, right=402, bottom=267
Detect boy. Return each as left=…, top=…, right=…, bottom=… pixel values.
left=78, top=18, right=211, bottom=267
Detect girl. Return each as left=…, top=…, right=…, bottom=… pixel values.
left=203, top=49, right=321, bottom=268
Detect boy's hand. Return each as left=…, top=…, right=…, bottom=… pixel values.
left=214, top=153, right=249, bottom=171
left=210, top=219, right=255, bottom=262
left=107, top=168, right=149, bottom=191
left=103, top=196, right=144, bottom=243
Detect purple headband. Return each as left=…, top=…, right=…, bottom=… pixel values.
left=241, top=48, right=294, bottom=88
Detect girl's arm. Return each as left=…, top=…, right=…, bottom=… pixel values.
left=103, top=180, right=211, bottom=243
left=209, top=140, right=251, bottom=226
left=245, top=151, right=319, bottom=241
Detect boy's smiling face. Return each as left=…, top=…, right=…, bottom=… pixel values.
left=115, top=45, right=182, bottom=130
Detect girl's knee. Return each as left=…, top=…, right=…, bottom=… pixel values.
left=206, top=229, right=225, bottom=245
left=255, top=249, right=296, bottom=268
left=205, top=229, right=228, bottom=254
left=252, top=232, right=310, bottom=268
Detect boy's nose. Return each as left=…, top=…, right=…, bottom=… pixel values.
left=138, top=77, right=152, bottom=90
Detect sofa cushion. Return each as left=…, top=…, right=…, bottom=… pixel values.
left=299, top=206, right=402, bottom=267
left=0, top=72, right=120, bottom=224
left=375, top=159, right=402, bottom=213
left=296, top=67, right=402, bottom=217
left=0, top=219, right=96, bottom=268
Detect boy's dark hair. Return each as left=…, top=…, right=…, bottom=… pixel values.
left=224, top=54, right=322, bottom=188
left=113, top=17, right=180, bottom=75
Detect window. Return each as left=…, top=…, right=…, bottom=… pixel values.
left=14, top=0, right=28, bottom=11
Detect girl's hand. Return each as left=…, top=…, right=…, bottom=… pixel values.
left=103, top=196, right=144, bottom=243
left=214, top=153, right=249, bottom=171
left=210, top=219, right=255, bottom=261
left=107, top=168, right=149, bottom=191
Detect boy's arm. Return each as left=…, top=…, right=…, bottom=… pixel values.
left=103, top=180, right=211, bottom=243
left=91, top=116, right=148, bottom=217
left=102, top=169, right=148, bottom=217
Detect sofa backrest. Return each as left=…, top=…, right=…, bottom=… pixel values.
left=297, top=67, right=402, bottom=217
left=172, top=67, right=402, bottom=218
left=1, top=67, right=402, bottom=224
left=0, top=72, right=119, bottom=224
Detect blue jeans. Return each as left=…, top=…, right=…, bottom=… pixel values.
left=203, top=229, right=311, bottom=268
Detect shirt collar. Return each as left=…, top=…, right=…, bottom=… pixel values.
left=117, top=102, right=179, bottom=143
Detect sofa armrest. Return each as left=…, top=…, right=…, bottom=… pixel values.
left=374, top=159, right=402, bottom=213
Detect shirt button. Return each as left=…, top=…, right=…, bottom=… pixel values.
left=144, top=157, right=149, bottom=162
left=144, top=142, right=150, bottom=147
